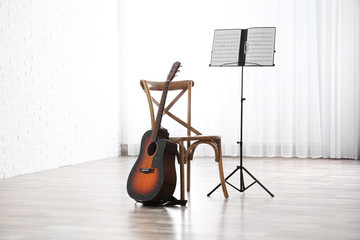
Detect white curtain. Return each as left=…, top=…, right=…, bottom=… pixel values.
left=316, top=0, right=360, bottom=159
left=118, top=0, right=360, bottom=159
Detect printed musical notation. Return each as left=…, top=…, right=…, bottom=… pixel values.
left=209, top=27, right=276, bottom=67
left=245, top=28, right=275, bottom=66
left=210, top=29, right=242, bottom=66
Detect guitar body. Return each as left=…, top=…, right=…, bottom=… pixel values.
left=127, top=130, right=178, bottom=204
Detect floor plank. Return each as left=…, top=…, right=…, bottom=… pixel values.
left=1, top=156, right=360, bottom=240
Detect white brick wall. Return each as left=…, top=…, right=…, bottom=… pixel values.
left=0, top=0, right=121, bottom=178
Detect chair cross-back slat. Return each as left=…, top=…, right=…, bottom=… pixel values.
left=150, top=96, right=202, bottom=136
left=165, top=88, right=187, bottom=113
left=141, top=80, right=201, bottom=135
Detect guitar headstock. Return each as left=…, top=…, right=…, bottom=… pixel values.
left=167, top=61, right=181, bottom=82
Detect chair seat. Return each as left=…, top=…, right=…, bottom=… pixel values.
left=170, top=135, right=221, bottom=141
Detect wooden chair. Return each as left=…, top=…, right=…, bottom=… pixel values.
left=140, top=80, right=229, bottom=200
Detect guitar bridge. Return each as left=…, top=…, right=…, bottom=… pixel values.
left=140, top=168, right=155, bottom=174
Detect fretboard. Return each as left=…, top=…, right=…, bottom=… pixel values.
left=150, top=81, right=170, bottom=142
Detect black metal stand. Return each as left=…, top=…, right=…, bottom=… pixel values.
left=208, top=66, right=274, bottom=197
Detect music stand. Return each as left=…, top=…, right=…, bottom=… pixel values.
left=207, top=27, right=276, bottom=197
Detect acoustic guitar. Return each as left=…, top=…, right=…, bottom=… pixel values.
left=127, top=61, right=181, bottom=204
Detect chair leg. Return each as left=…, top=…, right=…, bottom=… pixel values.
left=178, top=141, right=185, bottom=201
left=186, top=156, right=191, bottom=193
left=215, top=139, right=229, bottom=198
left=217, top=155, right=229, bottom=198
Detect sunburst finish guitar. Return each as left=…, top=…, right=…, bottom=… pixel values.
left=127, top=62, right=181, bottom=204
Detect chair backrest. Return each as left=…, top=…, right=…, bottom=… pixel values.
left=140, top=80, right=202, bottom=136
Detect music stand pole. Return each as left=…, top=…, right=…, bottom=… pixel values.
left=207, top=66, right=274, bottom=197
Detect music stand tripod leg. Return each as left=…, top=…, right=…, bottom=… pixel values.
left=208, top=66, right=274, bottom=198
left=207, top=165, right=240, bottom=197
left=242, top=166, right=274, bottom=197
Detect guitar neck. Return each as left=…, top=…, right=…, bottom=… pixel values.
left=150, top=81, right=170, bottom=142
left=149, top=61, right=181, bottom=142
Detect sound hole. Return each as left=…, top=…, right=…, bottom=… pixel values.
left=147, top=142, right=157, bottom=156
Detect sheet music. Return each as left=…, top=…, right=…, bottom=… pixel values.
left=245, top=27, right=276, bottom=66
left=210, top=29, right=241, bottom=66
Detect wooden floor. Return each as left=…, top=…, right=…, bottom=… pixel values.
left=1, top=156, right=360, bottom=240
